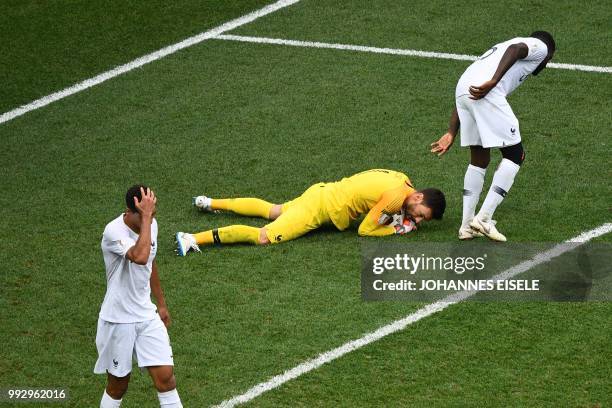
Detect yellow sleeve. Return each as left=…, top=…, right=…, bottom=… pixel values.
left=358, top=184, right=411, bottom=237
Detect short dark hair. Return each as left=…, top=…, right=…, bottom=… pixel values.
left=125, top=184, right=148, bottom=213
left=420, top=188, right=446, bottom=220
left=530, top=31, right=555, bottom=54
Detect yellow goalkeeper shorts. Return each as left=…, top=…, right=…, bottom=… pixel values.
left=264, top=183, right=331, bottom=244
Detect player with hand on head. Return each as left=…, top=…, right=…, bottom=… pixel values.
left=431, top=31, right=555, bottom=241
left=175, top=169, right=445, bottom=255
left=95, top=186, right=183, bottom=408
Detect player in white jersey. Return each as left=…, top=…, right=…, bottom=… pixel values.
left=431, top=31, right=556, bottom=241
left=95, top=186, right=183, bottom=408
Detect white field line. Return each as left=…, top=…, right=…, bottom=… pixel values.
left=0, top=0, right=300, bottom=126
left=215, top=34, right=612, bottom=74
left=215, top=222, right=612, bottom=408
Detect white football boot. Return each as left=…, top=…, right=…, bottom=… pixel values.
left=458, top=225, right=484, bottom=240
left=470, top=215, right=507, bottom=242
left=176, top=232, right=201, bottom=256
left=192, top=195, right=213, bottom=211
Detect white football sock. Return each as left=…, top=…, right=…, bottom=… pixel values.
left=462, top=164, right=486, bottom=228
left=478, top=158, right=521, bottom=221
left=100, top=390, right=122, bottom=408
left=203, top=196, right=212, bottom=210
left=158, top=389, right=183, bottom=408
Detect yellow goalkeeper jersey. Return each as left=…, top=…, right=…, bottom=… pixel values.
left=322, top=169, right=415, bottom=236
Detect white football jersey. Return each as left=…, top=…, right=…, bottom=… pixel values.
left=456, top=37, right=548, bottom=99
left=99, top=214, right=158, bottom=323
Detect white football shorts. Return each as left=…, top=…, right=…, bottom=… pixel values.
left=456, top=94, right=521, bottom=148
left=94, top=315, right=174, bottom=377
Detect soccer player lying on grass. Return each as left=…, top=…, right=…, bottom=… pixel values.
left=175, top=169, right=446, bottom=255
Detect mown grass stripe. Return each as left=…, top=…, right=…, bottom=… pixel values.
left=0, top=0, right=300, bottom=126
left=215, top=222, right=612, bottom=407
left=215, top=34, right=612, bottom=73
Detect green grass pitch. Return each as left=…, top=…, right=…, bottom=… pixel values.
left=0, top=1, right=610, bottom=406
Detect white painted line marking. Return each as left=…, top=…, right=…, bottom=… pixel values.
left=215, top=222, right=612, bottom=407
left=0, top=0, right=300, bottom=126
left=215, top=34, right=612, bottom=73
left=217, top=34, right=477, bottom=61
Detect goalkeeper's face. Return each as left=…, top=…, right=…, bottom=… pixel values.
left=405, top=193, right=432, bottom=224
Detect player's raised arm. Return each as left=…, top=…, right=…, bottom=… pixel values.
left=469, top=43, right=529, bottom=100
left=431, top=107, right=459, bottom=157
left=126, top=187, right=156, bottom=265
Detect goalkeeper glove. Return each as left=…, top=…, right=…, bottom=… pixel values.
left=391, top=212, right=417, bottom=235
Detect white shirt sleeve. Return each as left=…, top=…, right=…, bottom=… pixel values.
left=102, top=229, right=135, bottom=258
left=523, top=38, right=548, bottom=61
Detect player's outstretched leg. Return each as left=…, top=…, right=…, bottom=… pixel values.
left=176, top=225, right=266, bottom=255
left=195, top=225, right=261, bottom=245
left=459, top=164, right=486, bottom=240
left=459, top=146, right=489, bottom=240
left=193, top=196, right=274, bottom=219
left=472, top=143, right=524, bottom=242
